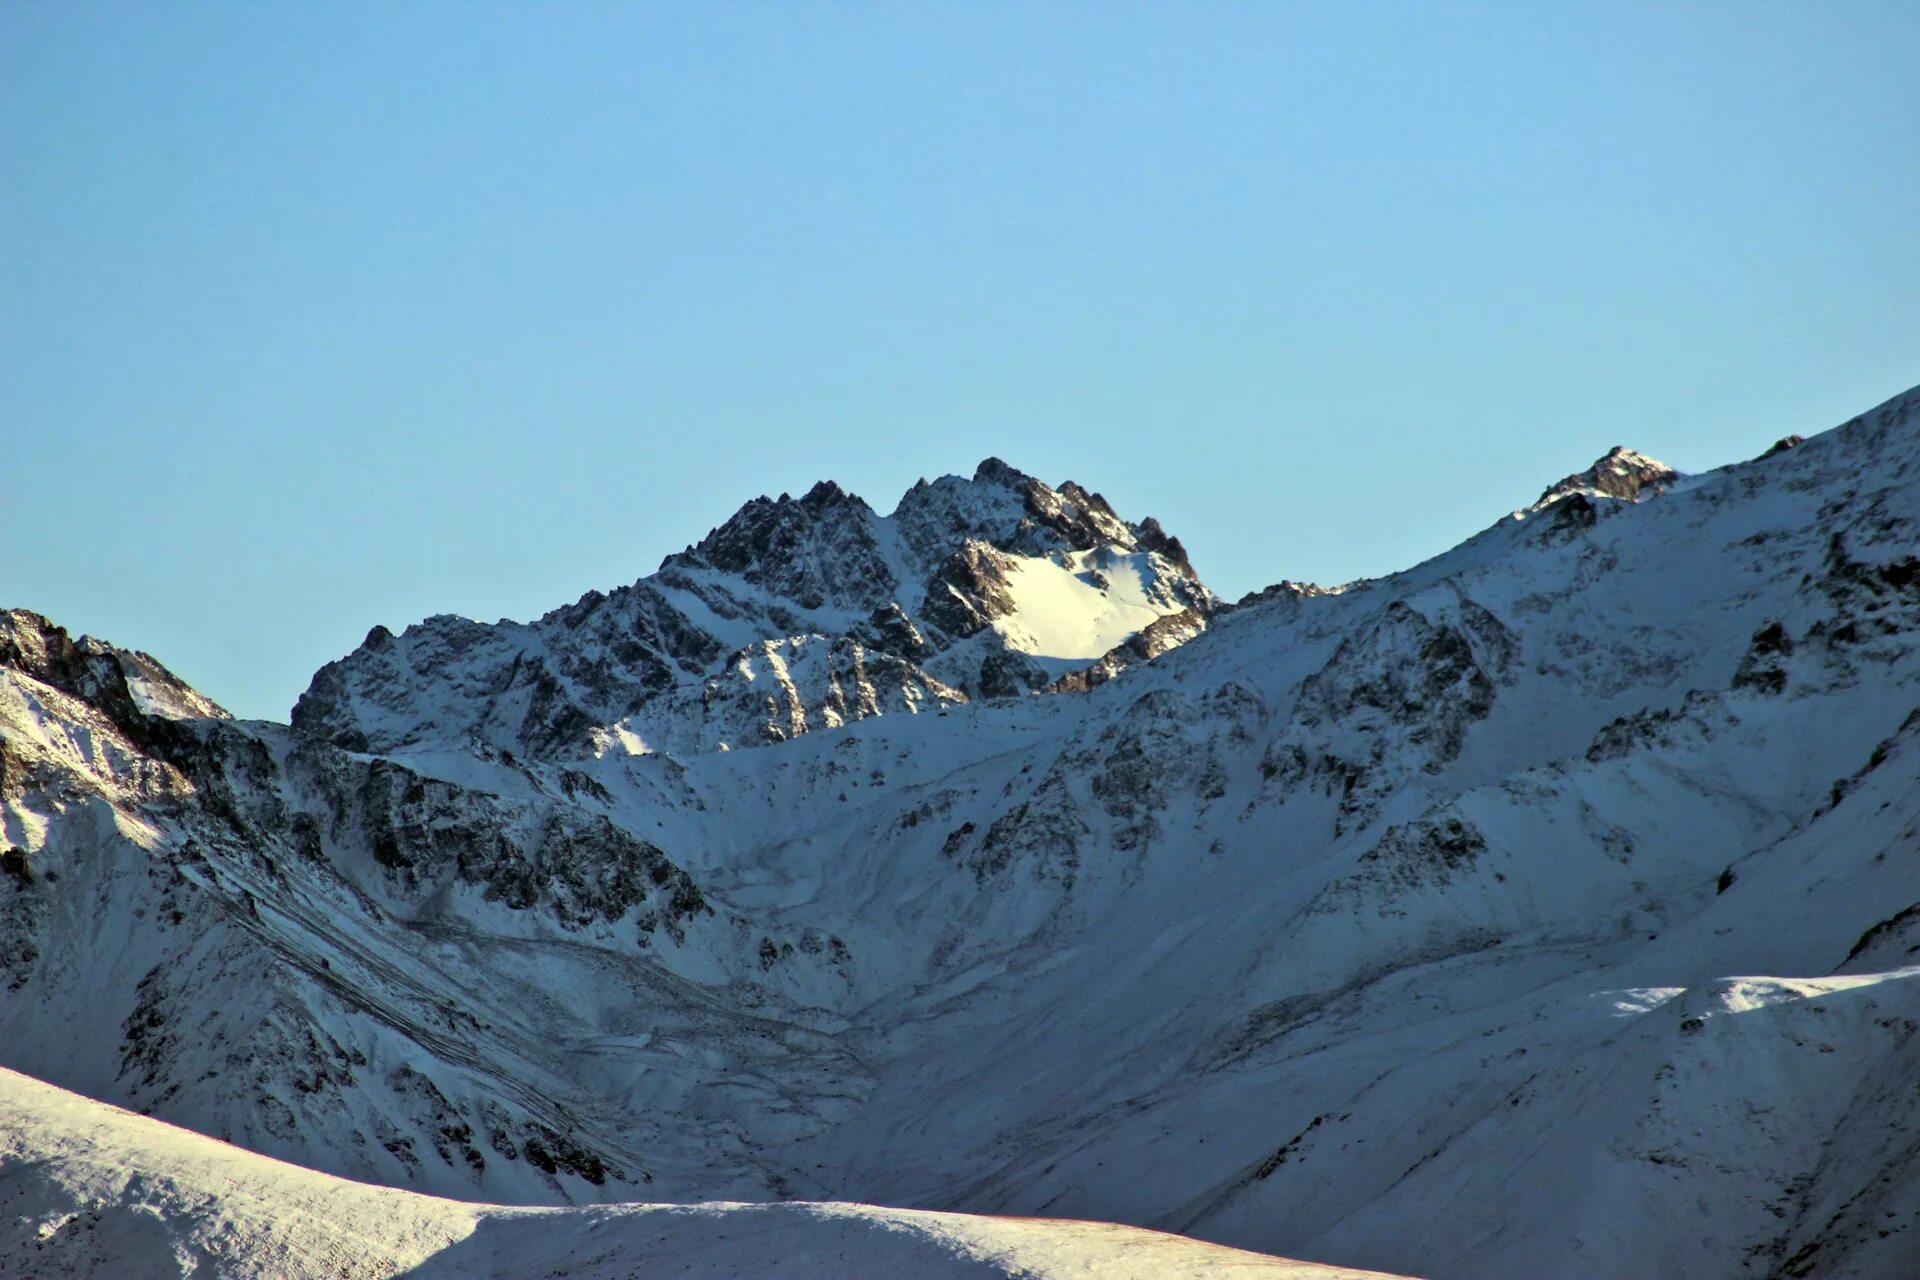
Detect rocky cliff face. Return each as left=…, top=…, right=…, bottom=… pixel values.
left=9, top=387, right=1920, bottom=1280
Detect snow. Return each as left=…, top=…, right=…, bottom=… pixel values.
left=994, top=549, right=1190, bottom=660
left=288, top=459, right=1217, bottom=756
left=0, top=1066, right=1406, bottom=1280
left=5, top=385, right=1920, bottom=1278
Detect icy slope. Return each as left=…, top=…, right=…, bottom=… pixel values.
left=0, top=1066, right=1408, bottom=1280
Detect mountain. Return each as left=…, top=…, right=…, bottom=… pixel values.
left=1526, top=443, right=1678, bottom=510
left=4, top=385, right=1920, bottom=1279
left=290, top=459, right=1214, bottom=758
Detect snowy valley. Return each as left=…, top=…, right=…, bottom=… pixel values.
left=4, top=392, right=1920, bottom=1279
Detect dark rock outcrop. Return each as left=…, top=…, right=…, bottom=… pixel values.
left=1533, top=446, right=1678, bottom=510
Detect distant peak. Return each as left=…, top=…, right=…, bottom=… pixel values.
left=972, top=457, right=1031, bottom=488
left=801, top=479, right=861, bottom=507
left=1531, top=445, right=1678, bottom=512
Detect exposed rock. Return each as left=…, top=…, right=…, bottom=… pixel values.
left=1133, top=515, right=1197, bottom=578
left=1531, top=445, right=1678, bottom=511
left=1731, top=619, right=1794, bottom=695
left=853, top=602, right=932, bottom=662
left=918, top=541, right=1021, bottom=641
left=294, top=462, right=1216, bottom=761
left=977, top=651, right=1049, bottom=700
left=1235, top=579, right=1356, bottom=609
left=661, top=481, right=895, bottom=614
left=1050, top=608, right=1208, bottom=693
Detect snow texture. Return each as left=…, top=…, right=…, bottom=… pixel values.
left=0, top=1067, right=1403, bottom=1279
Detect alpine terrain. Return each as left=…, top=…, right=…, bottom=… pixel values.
left=4, top=390, right=1920, bottom=1279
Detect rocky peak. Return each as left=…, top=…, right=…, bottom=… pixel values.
left=296, top=457, right=1219, bottom=760
left=800, top=478, right=857, bottom=507
left=2, top=610, right=92, bottom=696
left=662, top=482, right=891, bottom=614
left=1133, top=515, right=1196, bottom=577
left=899, top=458, right=1185, bottom=571
left=1, top=609, right=227, bottom=730
left=971, top=456, right=1029, bottom=490
left=1530, top=445, right=1678, bottom=512
left=891, top=462, right=1043, bottom=570
left=1013, top=475, right=1136, bottom=555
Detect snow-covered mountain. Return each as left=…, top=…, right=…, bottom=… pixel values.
left=291, top=459, right=1214, bottom=758
left=4, top=388, right=1920, bottom=1279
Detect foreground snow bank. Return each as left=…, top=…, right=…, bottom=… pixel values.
left=0, top=1067, right=1408, bottom=1279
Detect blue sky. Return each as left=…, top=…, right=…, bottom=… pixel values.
left=4, top=2, right=1917, bottom=720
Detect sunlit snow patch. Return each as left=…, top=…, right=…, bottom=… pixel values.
left=993, top=549, right=1189, bottom=660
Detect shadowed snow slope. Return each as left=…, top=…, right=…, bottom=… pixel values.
left=5, top=385, right=1920, bottom=1279
left=0, top=1068, right=1407, bottom=1280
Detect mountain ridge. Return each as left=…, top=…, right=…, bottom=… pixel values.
left=5, top=383, right=1920, bottom=1279
left=289, top=456, right=1217, bottom=759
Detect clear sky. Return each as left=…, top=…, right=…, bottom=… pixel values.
left=4, top=2, right=1917, bottom=721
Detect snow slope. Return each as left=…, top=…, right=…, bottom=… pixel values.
left=5, top=385, right=1920, bottom=1278
left=0, top=1067, right=1407, bottom=1280
left=994, top=547, right=1191, bottom=663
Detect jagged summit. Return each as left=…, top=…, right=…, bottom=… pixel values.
left=293, top=460, right=1218, bottom=759
left=282, top=432, right=1809, bottom=761
left=1529, top=444, right=1679, bottom=512
left=1, top=608, right=229, bottom=728
left=892, top=458, right=1175, bottom=567
left=661, top=478, right=891, bottom=614
left=971, top=455, right=1026, bottom=487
